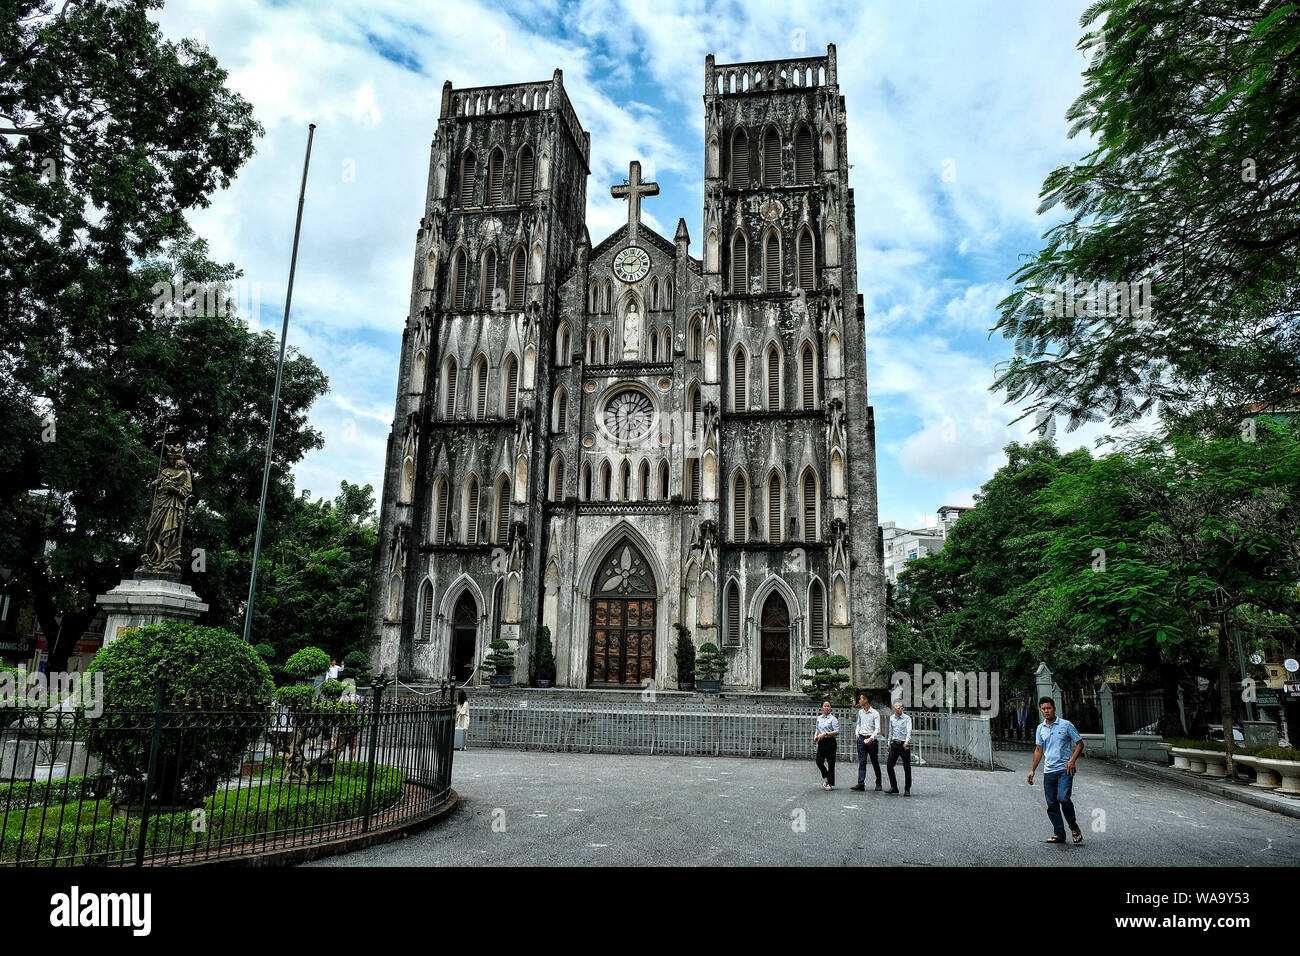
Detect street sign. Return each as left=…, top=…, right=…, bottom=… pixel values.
left=1285, top=658, right=1299, bottom=673
left=1255, top=689, right=1279, bottom=706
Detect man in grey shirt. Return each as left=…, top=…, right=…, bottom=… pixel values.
left=814, top=699, right=839, bottom=790
left=886, top=698, right=913, bottom=795
left=851, top=691, right=882, bottom=791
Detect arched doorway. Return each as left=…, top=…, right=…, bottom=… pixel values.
left=589, top=539, right=656, bottom=686
left=451, top=591, right=477, bottom=684
left=760, top=592, right=791, bottom=691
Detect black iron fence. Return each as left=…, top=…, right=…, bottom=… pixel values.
left=0, top=685, right=454, bottom=866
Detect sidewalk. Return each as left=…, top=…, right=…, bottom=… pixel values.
left=1105, top=755, right=1300, bottom=821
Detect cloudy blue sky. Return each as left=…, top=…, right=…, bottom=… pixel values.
left=157, top=0, right=1109, bottom=532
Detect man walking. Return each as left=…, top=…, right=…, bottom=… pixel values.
left=814, top=699, right=839, bottom=790
left=1027, top=696, right=1084, bottom=844
left=886, top=698, right=912, bottom=795
left=851, top=691, right=881, bottom=791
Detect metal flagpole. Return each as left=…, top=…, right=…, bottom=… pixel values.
left=243, top=123, right=316, bottom=643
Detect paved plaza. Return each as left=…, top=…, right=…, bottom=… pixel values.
left=310, top=749, right=1300, bottom=867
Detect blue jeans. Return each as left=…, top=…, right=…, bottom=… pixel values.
left=1042, top=769, right=1079, bottom=838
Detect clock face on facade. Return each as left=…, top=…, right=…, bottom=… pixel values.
left=602, top=390, right=655, bottom=442
left=613, top=246, right=651, bottom=283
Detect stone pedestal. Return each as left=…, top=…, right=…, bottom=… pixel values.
left=95, top=574, right=208, bottom=647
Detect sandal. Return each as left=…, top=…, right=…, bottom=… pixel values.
left=1072, top=829, right=1083, bottom=845
left=1045, top=836, right=1066, bottom=844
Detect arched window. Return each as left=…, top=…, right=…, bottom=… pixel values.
left=662, top=327, right=671, bottom=361
left=503, top=354, right=519, bottom=418
left=665, top=277, right=674, bottom=309
left=581, top=462, right=592, bottom=501
left=800, top=343, right=817, bottom=409
left=802, top=468, right=819, bottom=542
left=731, top=130, right=750, bottom=188
left=732, top=347, right=748, bottom=411
left=603, top=280, right=612, bottom=314
left=649, top=326, right=659, bottom=362
left=417, top=579, right=435, bottom=643
left=731, top=231, right=748, bottom=293
left=553, top=387, right=568, bottom=432
left=732, top=472, right=749, bottom=542
left=764, top=231, right=781, bottom=291
left=549, top=455, right=565, bottom=502
left=452, top=248, right=468, bottom=309
left=510, top=245, right=526, bottom=308
left=495, top=475, right=510, bottom=542
left=442, top=357, right=458, bottom=419
left=556, top=322, right=570, bottom=365
left=474, top=356, right=488, bottom=420
left=432, top=477, right=450, bottom=545
left=601, top=330, right=611, bottom=364
left=600, top=460, right=612, bottom=500
left=687, top=458, right=701, bottom=501
left=766, top=343, right=781, bottom=410
left=458, top=150, right=475, bottom=206
left=795, top=126, right=814, bottom=184
left=762, top=128, right=780, bottom=186
left=487, top=148, right=504, bottom=205
left=768, top=471, right=783, bottom=543
left=516, top=145, right=535, bottom=203
left=464, top=476, right=480, bottom=544
left=480, top=248, right=498, bottom=308
left=639, top=459, right=650, bottom=500
left=659, top=460, right=669, bottom=499
left=650, top=277, right=659, bottom=311
left=589, top=282, right=598, bottom=313
left=620, top=459, right=631, bottom=501
left=797, top=227, right=815, bottom=291
left=688, top=383, right=702, bottom=439
left=809, top=579, right=826, bottom=645
left=725, top=580, right=742, bottom=646
left=688, top=314, right=702, bottom=360
left=586, top=332, right=596, bottom=364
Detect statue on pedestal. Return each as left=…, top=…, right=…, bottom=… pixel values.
left=139, top=443, right=191, bottom=576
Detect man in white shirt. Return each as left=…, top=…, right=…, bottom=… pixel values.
left=851, top=691, right=882, bottom=791
left=886, top=698, right=913, bottom=795
left=813, top=699, right=840, bottom=790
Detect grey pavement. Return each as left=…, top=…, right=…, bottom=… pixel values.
left=307, top=748, right=1300, bottom=867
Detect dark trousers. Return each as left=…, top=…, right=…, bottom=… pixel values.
left=1043, top=770, right=1079, bottom=838
left=887, top=740, right=911, bottom=792
left=816, top=738, right=837, bottom=786
left=857, top=737, right=881, bottom=786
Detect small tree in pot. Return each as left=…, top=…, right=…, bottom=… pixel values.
left=484, top=638, right=515, bottom=687
left=533, top=626, right=557, bottom=687
left=674, top=624, right=696, bottom=691
left=694, top=642, right=728, bottom=693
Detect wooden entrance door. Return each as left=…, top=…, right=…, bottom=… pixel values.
left=589, top=540, right=656, bottom=686
left=451, top=592, right=477, bottom=684
left=760, top=593, right=790, bottom=691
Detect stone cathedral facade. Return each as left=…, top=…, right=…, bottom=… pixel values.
left=367, top=45, right=885, bottom=691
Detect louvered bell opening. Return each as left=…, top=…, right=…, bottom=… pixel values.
left=767, top=350, right=780, bottom=409
left=726, top=586, right=741, bottom=645
left=553, top=460, right=565, bottom=501
left=690, top=460, right=700, bottom=501
left=804, top=473, right=817, bottom=541
left=476, top=363, right=488, bottom=419
left=497, top=492, right=509, bottom=541
left=436, top=485, right=448, bottom=544
left=803, top=350, right=815, bottom=408
left=733, top=136, right=750, bottom=187
left=810, top=584, right=824, bottom=645
left=763, top=131, right=780, bottom=186
left=421, top=586, right=434, bottom=641
left=798, top=232, right=814, bottom=290
left=459, top=157, right=474, bottom=206
left=796, top=129, right=814, bottom=184
left=505, top=360, right=518, bottom=418
left=445, top=365, right=458, bottom=418
left=482, top=250, right=497, bottom=308
left=732, top=236, right=747, bottom=292
left=735, top=481, right=747, bottom=542
left=453, top=255, right=467, bottom=309
left=765, top=234, right=780, bottom=291
left=557, top=392, right=568, bottom=433
left=511, top=249, right=525, bottom=308
left=465, top=484, right=479, bottom=544
left=769, top=477, right=781, bottom=542
left=517, top=149, right=535, bottom=203
left=488, top=152, right=504, bottom=205
left=734, top=353, right=747, bottom=410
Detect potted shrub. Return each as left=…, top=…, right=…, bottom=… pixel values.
left=694, top=642, right=727, bottom=693
left=533, top=626, right=557, bottom=688
left=484, top=637, right=515, bottom=688
left=674, top=624, right=696, bottom=691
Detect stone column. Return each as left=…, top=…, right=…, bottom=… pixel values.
left=1099, top=682, right=1118, bottom=756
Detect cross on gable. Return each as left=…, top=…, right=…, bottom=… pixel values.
left=610, top=160, right=659, bottom=245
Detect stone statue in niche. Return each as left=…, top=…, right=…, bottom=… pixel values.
left=622, top=301, right=641, bottom=360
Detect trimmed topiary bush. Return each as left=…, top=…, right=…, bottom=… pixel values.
left=84, top=620, right=274, bottom=806
left=283, top=646, right=330, bottom=683
left=342, top=649, right=372, bottom=683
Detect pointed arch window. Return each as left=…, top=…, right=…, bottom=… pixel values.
left=649, top=326, right=659, bottom=362
left=480, top=248, right=498, bottom=308
left=586, top=332, right=596, bottom=364
left=731, top=130, right=750, bottom=188
left=495, top=476, right=510, bottom=542
left=766, top=344, right=781, bottom=410
left=554, top=387, right=568, bottom=433
left=549, top=455, right=565, bottom=502
left=516, top=145, right=535, bottom=203
left=452, top=248, right=468, bottom=309
left=687, top=458, right=701, bottom=501
left=762, top=129, right=781, bottom=186
left=600, top=460, right=612, bottom=501
left=725, top=580, right=742, bottom=646
left=802, top=469, right=819, bottom=542
left=659, top=460, right=669, bottom=499
left=732, top=472, right=749, bottom=542
left=620, top=460, right=631, bottom=501
left=764, top=231, right=781, bottom=291
left=768, top=471, right=783, bottom=543
left=601, top=331, right=611, bottom=364
left=797, top=228, right=815, bottom=291
left=688, top=384, right=702, bottom=438
left=665, top=277, right=674, bottom=309
left=418, top=579, right=435, bottom=643
left=795, top=126, right=814, bottom=184
left=650, top=277, right=659, bottom=311
left=433, top=478, right=450, bottom=545
left=639, top=460, right=651, bottom=499
left=474, top=357, right=488, bottom=419
left=603, top=280, right=612, bottom=314
left=581, top=462, right=592, bottom=501
left=503, top=354, right=519, bottom=418
left=809, top=579, right=826, bottom=645
left=464, top=476, right=480, bottom=544
left=556, top=322, right=570, bottom=365
left=510, top=245, right=526, bottom=308
left=732, top=348, right=748, bottom=412
left=458, top=151, right=475, bottom=206
left=488, top=148, right=504, bottom=205
left=801, top=343, right=817, bottom=409
left=442, top=358, right=458, bottom=419
left=731, top=232, right=748, bottom=293
left=688, top=315, right=702, bottom=360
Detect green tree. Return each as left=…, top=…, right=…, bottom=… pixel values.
left=0, top=1, right=329, bottom=668
left=250, top=483, right=378, bottom=665
left=993, top=1, right=1300, bottom=434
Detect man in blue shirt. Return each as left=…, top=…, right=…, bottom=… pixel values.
left=814, top=699, right=839, bottom=790
left=1027, top=696, right=1085, bottom=844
